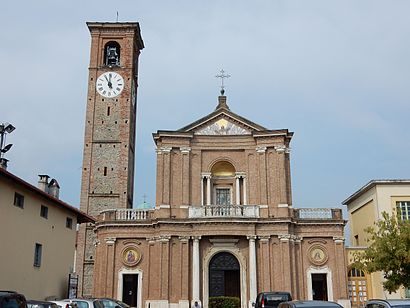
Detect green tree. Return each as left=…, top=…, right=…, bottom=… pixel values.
left=353, top=211, right=410, bottom=293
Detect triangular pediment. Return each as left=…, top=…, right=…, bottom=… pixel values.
left=195, top=116, right=252, bottom=135
left=176, top=96, right=268, bottom=135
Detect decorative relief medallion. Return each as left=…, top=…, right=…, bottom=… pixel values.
left=308, top=245, right=328, bottom=266
left=195, top=119, right=251, bottom=135
left=121, top=246, right=142, bottom=267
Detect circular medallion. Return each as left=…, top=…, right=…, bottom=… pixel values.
left=308, top=245, right=328, bottom=266
left=122, top=246, right=141, bottom=267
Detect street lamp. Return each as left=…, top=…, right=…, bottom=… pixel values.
left=0, top=123, right=16, bottom=169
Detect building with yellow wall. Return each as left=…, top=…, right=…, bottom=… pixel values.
left=343, top=180, right=410, bottom=305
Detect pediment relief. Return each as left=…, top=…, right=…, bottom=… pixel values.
left=195, top=118, right=252, bottom=135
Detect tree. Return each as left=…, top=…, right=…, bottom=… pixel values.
left=353, top=211, right=410, bottom=293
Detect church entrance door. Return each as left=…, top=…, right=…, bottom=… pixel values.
left=312, top=273, right=328, bottom=301
left=122, top=274, right=138, bottom=307
left=209, top=252, right=240, bottom=300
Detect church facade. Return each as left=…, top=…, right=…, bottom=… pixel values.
left=76, top=22, right=349, bottom=308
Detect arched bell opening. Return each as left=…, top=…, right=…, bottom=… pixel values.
left=104, top=41, right=121, bottom=66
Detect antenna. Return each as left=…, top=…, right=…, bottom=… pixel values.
left=116, top=11, right=119, bottom=22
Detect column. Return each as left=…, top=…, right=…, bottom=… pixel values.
left=243, top=176, right=247, bottom=205
left=162, top=147, right=172, bottom=205
left=206, top=175, right=211, bottom=205
left=160, top=235, right=171, bottom=300
left=278, top=234, right=292, bottom=291
left=192, top=236, right=202, bottom=307
left=274, top=145, right=288, bottom=205
left=236, top=175, right=240, bottom=205
left=333, top=236, right=348, bottom=301
left=200, top=175, right=204, bottom=206
left=247, top=236, right=257, bottom=308
left=105, top=237, right=116, bottom=298
left=256, top=146, right=267, bottom=205
left=155, top=149, right=164, bottom=205
left=259, top=236, right=271, bottom=291
left=181, top=147, right=191, bottom=205
left=179, top=236, right=190, bottom=301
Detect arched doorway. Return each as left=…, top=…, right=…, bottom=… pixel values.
left=209, top=252, right=240, bottom=299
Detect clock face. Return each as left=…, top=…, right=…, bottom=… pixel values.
left=96, top=72, right=124, bottom=98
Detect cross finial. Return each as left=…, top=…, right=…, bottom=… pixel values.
left=215, top=69, right=231, bottom=95
left=142, top=194, right=147, bottom=203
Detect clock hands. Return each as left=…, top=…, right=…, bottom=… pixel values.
left=105, top=74, right=113, bottom=89
left=108, top=73, right=113, bottom=89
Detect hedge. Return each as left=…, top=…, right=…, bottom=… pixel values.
left=209, top=296, right=240, bottom=308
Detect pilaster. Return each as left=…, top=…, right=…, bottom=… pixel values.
left=256, top=146, right=267, bottom=205
left=180, top=147, right=191, bottom=205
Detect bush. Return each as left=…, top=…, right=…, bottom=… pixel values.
left=209, top=296, right=240, bottom=308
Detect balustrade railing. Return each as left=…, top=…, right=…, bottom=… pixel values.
left=295, top=208, right=342, bottom=219
left=188, top=205, right=259, bottom=218
left=101, top=209, right=152, bottom=221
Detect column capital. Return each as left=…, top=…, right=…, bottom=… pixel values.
left=258, top=235, right=271, bottom=242
left=201, top=172, right=212, bottom=179
left=105, top=237, right=116, bottom=245
left=146, top=237, right=156, bottom=245
left=178, top=236, right=190, bottom=243
left=159, top=235, right=171, bottom=242
left=235, top=172, right=246, bottom=178
left=256, top=146, right=267, bottom=153
left=274, top=144, right=290, bottom=154
left=160, top=146, right=172, bottom=153
left=191, top=236, right=202, bottom=241
left=180, top=147, right=191, bottom=154
left=278, top=234, right=292, bottom=242
left=247, top=235, right=257, bottom=241
left=333, top=236, right=345, bottom=244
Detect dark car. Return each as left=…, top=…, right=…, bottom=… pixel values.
left=254, top=292, right=292, bottom=308
left=27, top=301, right=58, bottom=308
left=0, top=291, right=27, bottom=308
left=365, top=299, right=410, bottom=308
left=278, top=300, right=343, bottom=308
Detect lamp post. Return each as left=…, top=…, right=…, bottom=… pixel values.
left=0, top=123, right=16, bottom=169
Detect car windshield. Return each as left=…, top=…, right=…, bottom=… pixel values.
left=265, top=295, right=289, bottom=306
left=71, top=301, right=89, bottom=308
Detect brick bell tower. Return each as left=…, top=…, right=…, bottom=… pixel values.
left=76, top=22, right=144, bottom=296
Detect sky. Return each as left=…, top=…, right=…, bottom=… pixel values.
left=1, top=1, right=410, bottom=219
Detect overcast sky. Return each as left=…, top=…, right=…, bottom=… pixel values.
left=1, top=1, right=410, bottom=216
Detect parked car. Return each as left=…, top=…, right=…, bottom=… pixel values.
left=278, top=301, right=343, bottom=308
left=49, top=301, right=77, bottom=308
left=27, top=301, right=58, bottom=308
left=98, top=299, right=129, bottom=308
left=365, top=299, right=410, bottom=308
left=55, top=299, right=104, bottom=308
left=0, top=291, right=27, bottom=308
left=254, top=292, right=293, bottom=308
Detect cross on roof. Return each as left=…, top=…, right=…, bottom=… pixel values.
left=215, top=69, right=231, bottom=95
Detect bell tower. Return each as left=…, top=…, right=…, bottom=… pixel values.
left=76, top=22, right=144, bottom=297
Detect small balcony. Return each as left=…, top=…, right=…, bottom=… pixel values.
left=101, top=209, right=153, bottom=221
left=188, top=205, right=260, bottom=218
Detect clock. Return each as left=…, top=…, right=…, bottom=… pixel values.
left=96, top=72, right=124, bottom=98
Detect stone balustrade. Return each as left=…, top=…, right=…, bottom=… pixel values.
left=188, top=205, right=260, bottom=218
left=101, top=209, right=153, bottom=221
left=295, top=208, right=342, bottom=220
